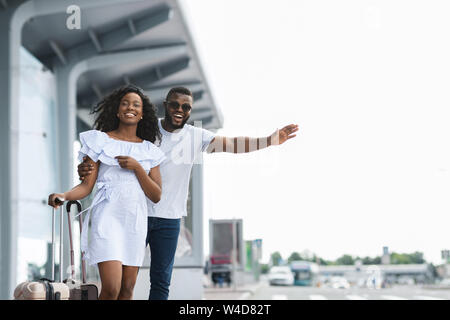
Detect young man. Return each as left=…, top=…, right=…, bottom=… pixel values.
left=78, top=86, right=298, bottom=299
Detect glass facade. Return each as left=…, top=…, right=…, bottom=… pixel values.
left=16, top=47, right=100, bottom=284
left=17, top=47, right=58, bottom=282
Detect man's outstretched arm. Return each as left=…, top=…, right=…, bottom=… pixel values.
left=206, top=124, right=299, bottom=154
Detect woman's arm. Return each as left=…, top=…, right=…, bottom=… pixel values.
left=135, top=165, right=162, bottom=203
left=115, top=156, right=162, bottom=203
left=48, top=157, right=99, bottom=208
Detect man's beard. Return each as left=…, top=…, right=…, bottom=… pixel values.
left=164, top=109, right=190, bottom=130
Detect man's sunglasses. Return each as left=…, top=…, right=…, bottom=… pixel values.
left=166, top=100, right=192, bottom=112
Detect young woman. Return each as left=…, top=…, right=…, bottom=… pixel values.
left=48, top=84, right=165, bottom=300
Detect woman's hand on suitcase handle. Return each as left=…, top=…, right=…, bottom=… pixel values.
left=48, top=193, right=66, bottom=209
left=115, top=156, right=141, bottom=171
left=78, top=156, right=94, bottom=181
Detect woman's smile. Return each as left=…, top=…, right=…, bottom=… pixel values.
left=124, top=112, right=137, bottom=118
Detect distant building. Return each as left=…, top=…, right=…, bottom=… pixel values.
left=381, top=246, right=390, bottom=265
left=318, top=263, right=434, bottom=285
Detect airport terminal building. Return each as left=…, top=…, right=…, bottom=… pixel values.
left=319, top=264, right=435, bottom=286
left=0, top=0, right=223, bottom=299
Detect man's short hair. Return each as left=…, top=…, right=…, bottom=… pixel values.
left=166, top=87, right=193, bottom=100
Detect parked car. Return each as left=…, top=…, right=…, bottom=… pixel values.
left=330, top=276, right=350, bottom=289
left=397, top=276, right=415, bottom=285
left=268, top=266, right=294, bottom=286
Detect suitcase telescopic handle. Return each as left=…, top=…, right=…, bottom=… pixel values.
left=66, top=200, right=82, bottom=213
left=66, top=201, right=79, bottom=280
left=66, top=200, right=87, bottom=283
left=52, top=197, right=64, bottom=283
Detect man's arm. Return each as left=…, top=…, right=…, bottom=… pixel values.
left=78, top=156, right=94, bottom=181
left=206, top=124, right=299, bottom=154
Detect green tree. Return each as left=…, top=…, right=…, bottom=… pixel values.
left=336, top=254, right=355, bottom=265
left=270, top=252, right=283, bottom=266
left=362, top=256, right=381, bottom=265
left=317, top=258, right=331, bottom=266
left=390, top=251, right=425, bottom=264
left=390, top=253, right=409, bottom=264
left=260, top=264, right=270, bottom=274
left=408, top=252, right=425, bottom=264
left=287, top=252, right=302, bottom=263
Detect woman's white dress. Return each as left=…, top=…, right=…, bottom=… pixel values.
left=77, top=130, right=165, bottom=266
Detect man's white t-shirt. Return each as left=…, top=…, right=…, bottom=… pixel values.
left=147, top=119, right=216, bottom=219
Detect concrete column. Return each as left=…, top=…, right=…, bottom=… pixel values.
left=54, top=67, right=78, bottom=198
left=52, top=66, right=78, bottom=281
left=190, top=163, right=204, bottom=267
left=0, top=0, right=29, bottom=300
left=168, top=163, right=204, bottom=299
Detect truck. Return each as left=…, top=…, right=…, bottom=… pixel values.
left=209, top=254, right=232, bottom=287
left=209, top=219, right=244, bottom=287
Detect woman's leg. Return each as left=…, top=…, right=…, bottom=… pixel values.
left=118, top=265, right=140, bottom=300
left=98, top=260, right=123, bottom=300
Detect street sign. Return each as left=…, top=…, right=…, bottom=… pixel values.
left=253, top=239, right=262, bottom=261
left=441, top=250, right=450, bottom=262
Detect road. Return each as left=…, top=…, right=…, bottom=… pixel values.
left=248, top=282, right=450, bottom=300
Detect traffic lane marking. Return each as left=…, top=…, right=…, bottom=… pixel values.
left=346, top=295, right=368, bottom=300
left=413, top=295, right=445, bottom=300
left=381, top=295, right=408, bottom=300
left=272, top=294, right=288, bottom=300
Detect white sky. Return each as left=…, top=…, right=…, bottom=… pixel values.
left=183, top=0, right=450, bottom=265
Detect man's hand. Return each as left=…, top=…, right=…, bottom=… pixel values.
left=270, top=124, right=299, bottom=145
left=115, top=156, right=141, bottom=171
left=78, top=156, right=94, bottom=181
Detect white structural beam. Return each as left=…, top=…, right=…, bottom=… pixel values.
left=101, top=5, right=172, bottom=52
left=87, top=29, right=102, bottom=53
left=123, top=75, right=131, bottom=85
left=51, top=5, right=172, bottom=69
left=75, top=46, right=189, bottom=108
left=77, top=108, right=96, bottom=128
left=144, top=82, right=204, bottom=105
left=73, top=45, right=187, bottom=77
left=131, top=56, right=190, bottom=86
left=90, top=83, right=103, bottom=100
left=48, top=40, right=67, bottom=65
left=1, top=0, right=8, bottom=10
left=189, top=109, right=214, bottom=122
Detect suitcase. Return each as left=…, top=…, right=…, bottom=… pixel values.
left=14, top=200, right=70, bottom=300
left=63, top=200, right=99, bottom=300
left=14, top=279, right=69, bottom=300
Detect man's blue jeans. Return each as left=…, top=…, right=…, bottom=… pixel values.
left=146, top=217, right=180, bottom=300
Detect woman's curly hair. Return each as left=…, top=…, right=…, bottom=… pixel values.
left=91, top=84, right=161, bottom=144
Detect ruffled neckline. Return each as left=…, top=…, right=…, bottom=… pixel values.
left=102, top=131, right=146, bottom=145
left=77, top=130, right=165, bottom=169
